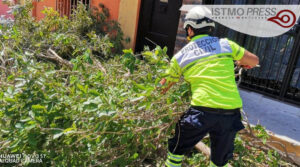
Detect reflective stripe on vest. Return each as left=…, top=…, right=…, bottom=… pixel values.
left=174, top=36, right=232, bottom=69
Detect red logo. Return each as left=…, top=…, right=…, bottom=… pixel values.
left=267, top=10, right=296, bottom=28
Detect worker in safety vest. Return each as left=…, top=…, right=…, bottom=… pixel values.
left=160, top=7, right=259, bottom=167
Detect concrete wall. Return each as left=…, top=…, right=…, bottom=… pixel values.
left=30, top=0, right=140, bottom=49
left=118, top=0, right=141, bottom=50
left=32, top=0, right=56, bottom=20
left=93, top=0, right=141, bottom=49
left=92, top=0, right=120, bottom=20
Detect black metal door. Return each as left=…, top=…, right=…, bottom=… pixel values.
left=135, top=0, right=182, bottom=56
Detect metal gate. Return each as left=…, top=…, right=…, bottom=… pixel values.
left=206, top=0, right=300, bottom=105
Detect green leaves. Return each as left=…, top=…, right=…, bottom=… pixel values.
left=132, top=153, right=139, bottom=159
left=15, top=123, right=24, bottom=129
left=97, top=110, right=116, bottom=120
left=122, top=49, right=136, bottom=74
left=253, top=124, right=270, bottom=144
left=32, top=104, right=46, bottom=111
left=83, top=97, right=102, bottom=112
left=142, top=51, right=158, bottom=64
left=52, top=129, right=64, bottom=140
left=83, top=49, right=93, bottom=64
left=0, top=44, right=290, bottom=167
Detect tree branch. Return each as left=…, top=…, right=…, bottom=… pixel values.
left=47, top=48, right=73, bottom=69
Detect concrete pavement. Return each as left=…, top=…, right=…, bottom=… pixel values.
left=239, top=89, right=300, bottom=143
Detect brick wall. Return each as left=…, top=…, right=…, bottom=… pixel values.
left=173, top=0, right=203, bottom=54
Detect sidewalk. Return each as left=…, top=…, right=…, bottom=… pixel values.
left=239, top=89, right=300, bottom=143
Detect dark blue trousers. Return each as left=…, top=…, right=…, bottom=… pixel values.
left=168, top=107, right=245, bottom=166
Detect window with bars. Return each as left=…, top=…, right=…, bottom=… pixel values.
left=56, top=0, right=90, bottom=17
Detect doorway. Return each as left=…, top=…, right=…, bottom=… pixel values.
left=135, top=0, right=183, bottom=56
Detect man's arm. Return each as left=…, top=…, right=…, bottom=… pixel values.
left=236, top=50, right=259, bottom=68
left=228, top=40, right=259, bottom=68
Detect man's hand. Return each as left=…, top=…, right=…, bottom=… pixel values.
left=160, top=78, right=166, bottom=85
left=159, top=78, right=175, bottom=95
